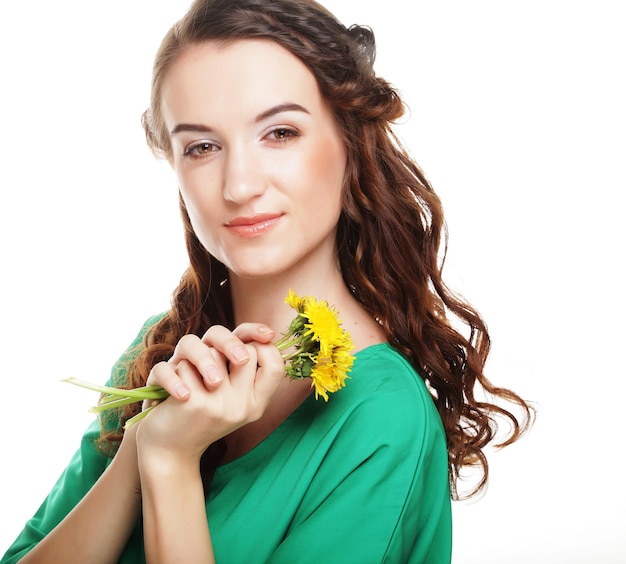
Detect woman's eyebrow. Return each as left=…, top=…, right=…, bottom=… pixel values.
left=170, top=123, right=213, bottom=136
left=254, top=102, right=310, bottom=123
left=170, top=102, right=310, bottom=136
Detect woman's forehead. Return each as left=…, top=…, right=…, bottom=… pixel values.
left=161, top=39, right=326, bottom=126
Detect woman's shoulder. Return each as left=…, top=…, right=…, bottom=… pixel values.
left=351, top=343, right=434, bottom=402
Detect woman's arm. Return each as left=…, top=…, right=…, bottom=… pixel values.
left=18, top=426, right=141, bottom=564
left=139, top=441, right=215, bottom=564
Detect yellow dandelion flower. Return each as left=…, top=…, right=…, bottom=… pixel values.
left=309, top=352, right=351, bottom=401
left=332, top=345, right=356, bottom=377
left=281, top=290, right=355, bottom=400
left=285, top=288, right=305, bottom=312
left=303, top=298, right=344, bottom=349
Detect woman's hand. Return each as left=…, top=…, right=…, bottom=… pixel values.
left=135, top=323, right=285, bottom=467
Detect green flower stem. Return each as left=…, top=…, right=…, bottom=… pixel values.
left=89, top=395, right=149, bottom=413
left=274, top=335, right=302, bottom=350
left=281, top=349, right=311, bottom=363
left=124, top=405, right=156, bottom=429
left=63, top=378, right=169, bottom=400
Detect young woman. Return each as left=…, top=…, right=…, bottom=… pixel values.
left=2, top=1, right=533, bottom=562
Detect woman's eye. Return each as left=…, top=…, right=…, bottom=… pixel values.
left=267, top=128, right=299, bottom=142
left=183, top=142, right=218, bottom=159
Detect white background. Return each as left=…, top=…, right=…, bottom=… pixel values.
left=1, top=1, right=624, bottom=562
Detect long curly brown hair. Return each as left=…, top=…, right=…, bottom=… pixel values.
left=102, top=0, right=534, bottom=499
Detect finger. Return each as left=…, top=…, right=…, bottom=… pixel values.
left=248, top=342, right=286, bottom=410
left=233, top=322, right=276, bottom=344
left=147, top=360, right=191, bottom=401
left=201, top=325, right=252, bottom=366
left=226, top=344, right=258, bottom=389
left=222, top=344, right=272, bottom=423
left=171, top=333, right=225, bottom=386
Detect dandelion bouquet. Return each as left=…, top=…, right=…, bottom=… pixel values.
left=278, top=289, right=355, bottom=401
left=65, top=290, right=355, bottom=428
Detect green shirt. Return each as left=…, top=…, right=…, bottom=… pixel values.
left=2, top=323, right=452, bottom=563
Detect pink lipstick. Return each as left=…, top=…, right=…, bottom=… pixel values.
left=225, top=213, right=283, bottom=238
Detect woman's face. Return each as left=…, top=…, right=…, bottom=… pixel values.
left=161, top=39, right=347, bottom=281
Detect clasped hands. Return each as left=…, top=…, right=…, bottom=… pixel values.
left=132, top=323, right=285, bottom=467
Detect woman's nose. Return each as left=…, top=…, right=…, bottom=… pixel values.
left=222, top=143, right=266, bottom=204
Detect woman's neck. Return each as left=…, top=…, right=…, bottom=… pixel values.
left=228, top=261, right=345, bottom=329
left=228, top=269, right=386, bottom=354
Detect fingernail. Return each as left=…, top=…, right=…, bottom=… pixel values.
left=204, top=365, right=223, bottom=384
left=232, top=346, right=249, bottom=362
left=259, top=326, right=274, bottom=336
left=174, top=383, right=190, bottom=399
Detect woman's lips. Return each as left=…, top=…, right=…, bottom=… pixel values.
left=225, top=214, right=283, bottom=238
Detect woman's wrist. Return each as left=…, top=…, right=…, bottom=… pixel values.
left=136, top=432, right=202, bottom=487
left=112, top=425, right=141, bottom=495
